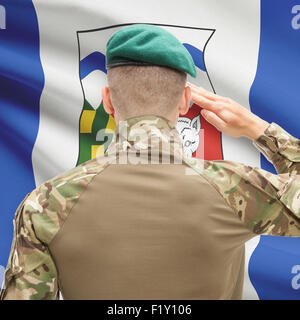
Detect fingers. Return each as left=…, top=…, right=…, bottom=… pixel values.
left=187, top=82, right=228, bottom=102
left=188, top=83, right=216, bottom=101
left=201, top=109, right=226, bottom=132
left=191, top=92, right=219, bottom=112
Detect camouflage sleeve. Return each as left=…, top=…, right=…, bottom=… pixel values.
left=253, top=122, right=300, bottom=174
left=0, top=192, right=59, bottom=300
left=201, top=160, right=300, bottom=237
left=0, top=157, right=106, bottom=300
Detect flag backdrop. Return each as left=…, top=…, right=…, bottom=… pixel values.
left=0, top=0, right=300, bottom=299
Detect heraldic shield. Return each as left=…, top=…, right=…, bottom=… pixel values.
left=77, top=23, right=222, bottom=165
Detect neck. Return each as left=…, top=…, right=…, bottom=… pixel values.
left=117, top=112, right=178, bottom=125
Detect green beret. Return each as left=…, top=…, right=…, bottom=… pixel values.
left=106, top=24, right=197, bottom=78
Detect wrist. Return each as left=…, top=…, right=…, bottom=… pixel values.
left=245, top=117, right=269, bottom=141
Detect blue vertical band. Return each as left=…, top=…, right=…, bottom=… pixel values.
left=249, top=0, right=300, bottom=299
left=0, top=1, right=44, bottom=268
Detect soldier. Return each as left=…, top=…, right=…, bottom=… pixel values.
left=1, top=24, right=300, bottom=300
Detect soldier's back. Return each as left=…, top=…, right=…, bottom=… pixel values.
left=49, top=155, right=252, bottom=300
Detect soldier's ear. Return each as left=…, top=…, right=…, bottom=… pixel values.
left=102, top=86, right=115, bottom=115
left=178, top=86, right=191, bottom=115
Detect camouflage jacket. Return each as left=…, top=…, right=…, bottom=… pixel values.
left=1, top=115, right=300, bottom=300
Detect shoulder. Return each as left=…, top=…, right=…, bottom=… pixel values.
left=201, top=160, right=280, bottom=195
left=21, top=157, right=110, bottom=244
left=184, top=157, right=281, bottom=209
left=182, top=157, right=248, bottom=196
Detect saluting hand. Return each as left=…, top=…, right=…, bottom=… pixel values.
left=187, top=82, right=269, bottom=141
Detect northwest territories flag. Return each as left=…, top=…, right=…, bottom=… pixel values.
left=0, top=0, right=300, bottom=300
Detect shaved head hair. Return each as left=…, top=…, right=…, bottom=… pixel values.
left=107, top=65, right=187, bottom=120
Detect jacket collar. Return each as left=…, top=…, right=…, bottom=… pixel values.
left=106, top=115, right=184, bottom=160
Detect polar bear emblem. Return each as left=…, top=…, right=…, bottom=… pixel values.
left=176, top=115, right=201, bottom=158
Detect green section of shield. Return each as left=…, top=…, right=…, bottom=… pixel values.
left=77, top=99, right=114, bottom=165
